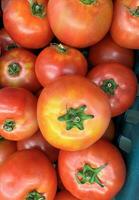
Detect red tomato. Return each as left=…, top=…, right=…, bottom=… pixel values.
left=47, top=0, right=113, bottom=48
left=0, top=136, right=17, bottom=165
left=0, top=149, right=57, bottom=200
left=103, top=120, right=115, bottom=141
left=3, top=0, right=53, bottom=49
left=0, top=87, right=38, bottom=141
left=87, top=63, right=137, bottom=116
left=35, top=43, right=88, bottom=87
left=58, top=139, right=126, bottom=200
left=88, top=34, right=134, bottom=68
left=0, top=48, right=41, bottom=92
left=37, top=75, right=111, bottom=151
left=55, top=191, right=79, bottom=200
left=0, top=28, right=18, bottom=55
left=111, top=0, right=139, bottom=49
left=17, top=131, right=59, bottom=162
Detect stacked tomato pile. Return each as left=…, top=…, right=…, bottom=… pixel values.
left=0, top=0, right=138, bottom=200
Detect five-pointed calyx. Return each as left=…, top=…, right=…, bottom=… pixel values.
left=101, top=79, right=118, bottom=96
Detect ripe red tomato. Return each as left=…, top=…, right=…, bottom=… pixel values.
left=0, top=136, right=17, bottom=165
left=103, top=120, right=115, bottom=141
left=55, top=191, right=79, bottom=200
left=58, top=139, right=126, bottom=200
left=0, top=149, right=57, bottom=200
left=111, top=0, right=139, bottom=49
left=47, top=0, right=113, bottom=48
left=37, top=75, right=111, bottom=151
left=17, top=131, right=59, bottom=162
left=3, top=0, right=53, bottom=49
left=35, top=43, right=88, bottom=87
left=88, top=34, right=134, bottom=68
left=87, top=63, right=137, bottom=116
left=0, top=87, right=38, bottom=141
left=0, top=28, right=18, bottom=55
left=0, top=48, right=41, bottom=92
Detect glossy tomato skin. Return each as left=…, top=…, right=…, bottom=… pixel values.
left=35, top=44, right=88, bottom=87
left=89, top=34, right=134, bottom=68
left=3, top=0, right=53, bottom=49
left=0, top=48, right=41, bottom=92
left=17, top=131, right=59, bottom=162
left=111, top=0, right=139, bottom=49
left=37, top=75, right=111, bottom=151
left=47, top=0, right=113, bottom=48
left=0, top=138, right=17, bottom=165
left=87, top=63, right=137, bottom=116
left=103, top=120, right=115, bottom=141
left=58, top=139, right=126, bottom=200
left=0, top=149, right=57, bottom=200
left=55, top=191, right=79, bottom=200
left=0, top=87, right=38, bottom=141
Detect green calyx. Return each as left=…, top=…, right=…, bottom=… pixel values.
left=5, top=43, right=17, bottom=51
left=101, top=79, right=118, bottom=96
left=26, top=190, right=45, bottom=200
left=76, top=163, right=108, bottom=187
left=8, top=62, right=21, bottom=77
left=58, top=105, right=94, bottom=130
left=80, top=0, right=97, bottom=5
left=127, top=6, right=139, bottom=17
left=3, top=120, right=16, bottom=132
left=55, top=43, right=68, bottom=53
left=29, top=0, right=45, bottom=18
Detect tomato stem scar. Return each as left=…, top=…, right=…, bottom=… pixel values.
left=3, top=120, right=16, bottom=132
left=26, top=190, right=45, bottom=200
left=8, top=62, right=21, bottom=76
left=101, top=79, right=118, bottom=95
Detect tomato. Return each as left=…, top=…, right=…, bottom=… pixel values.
left=103, top=120, right=115, bottom=141
left=111, top=0, right=139, bottom=49
left=47, top=0, right=113, bottom=48
left=88, top=34, right=134, bottom=68
left=0, top=28, right=18, bottom=56
left=58, top=139, right=126, bottom=200
left=55, top=191, right=79, bottom=200
left=3, top=0, right=53, bottom=49
left=17, top=131, right=59, bottom=162
left=37, top=75, right=111, bottom=151
left=0, top=136, right=16, bottom=165
left=0, top=149, right=57, bottom=200
left=87, top=63, right=137, bottom=116
left=0, top=48, right=41, bottom=92
left=0, top=87, right=38, bottom=141
left=35, top=43, right=88, bottom=87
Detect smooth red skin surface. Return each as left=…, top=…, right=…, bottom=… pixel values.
left=0, top=87, right=38, bottom=141
left=37, top=75, right=111, bottom=151
left=17, top=131, right=59, bottom=162
left=1, top=0, right=9, bottom=11
left=0, top=28, right=18, bottom=55
left=3, top=0, right=53, bottom=49
left=111, top=0, right=139, bottom=49
left=0, top=139, right=17, bottom=165
left=0, top=149, right=57, bottom=200
left=88, top=34, right=134, bottom=68
left=103, top=120, right=115, bottom=141
left=35, top=45, right=88, bottom=87
left=47, top=0, right=113, bottom=48
left=0, top=48, right=41, bottom=92
left=87, top=63, right=137, bottom=116
left=55, top=191, right=79, bottom=200
left=58, top=139, right=126, bottom=200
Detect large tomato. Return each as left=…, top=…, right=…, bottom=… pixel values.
left=35, top=43, right=88, bottom=87
left=58, top=139, right=126, bottom=200
left=0, top=87, right=38, bottom=141
left=88, top=34, right=134, bottom=68
left=0, top=149, right=57, bottom=200
left=55, top=191, right=79, bottom=200
left=37, top=75, right=111, bottom=151
left=0, top=48, right=41, bottom=92
left=3, top=0, right=53, bottom=49
left=87, top=63, right=137, bottom=116
left=111, top=0, right=139, bottom=49
left=17, top=131, right=59, bottom=162
left=47, top=0, right=113, bottom=48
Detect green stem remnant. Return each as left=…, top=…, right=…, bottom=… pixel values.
left=127, top=6, right=139, bottom=17
left=5, top=43, right=17, bottom=51
left=8, top=62, right=21, bottom=77
left=101, top=79, right=118, bottom=96
left=55, top=43, right=68, bottom=53
left=3, top=120, right=16, bottom=132
left=26, top=190, right=45, bottom=200
left=58, top=105, right=94, bottom=130
left=76, top=163, right=107, bottom=187
left=29, top=0, right=45, bottom=18
left=80, top=0, right=97, bottom=5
